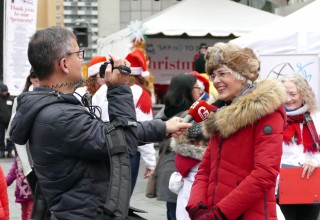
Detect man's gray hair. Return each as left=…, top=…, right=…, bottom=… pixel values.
left=28, top=26, right=76, bottom=80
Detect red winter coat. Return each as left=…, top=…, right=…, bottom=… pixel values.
left=187, top=80, right=286, bottom=220
left=0, top=166, right=9, bottom=220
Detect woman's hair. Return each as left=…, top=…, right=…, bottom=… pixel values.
left=23, top=75, right=32, bottom=92
left=85, top=75, right=100, bottom=96
left=281, top=74, right=318, bottom=112
left=164, top=73, right=197, bottom=108
left=128, top=75, right=150, bottom=94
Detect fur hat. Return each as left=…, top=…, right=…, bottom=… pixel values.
left=205, top=42, right=260, bottom=82
left=125, top=49, right=149, bottom=78
left=88, top=56, right=107, bottom=77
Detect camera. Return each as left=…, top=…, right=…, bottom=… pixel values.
left=99, top=60, right=114, bottom=78
left=99, top=60, right=131, bottom=77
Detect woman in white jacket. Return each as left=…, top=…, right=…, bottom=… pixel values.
left=279, top=74, right=320, bottom=220
left=169, top=121, right=208, bottom=220
left=92, top=49, right=156, bottom=195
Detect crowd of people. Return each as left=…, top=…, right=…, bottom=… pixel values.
left=1, top=26, right=320, bottom=220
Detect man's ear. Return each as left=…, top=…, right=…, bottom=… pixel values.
left=58, top=57, right=69, bottom=73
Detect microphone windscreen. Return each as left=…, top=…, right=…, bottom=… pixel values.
left=188, top=100, right=212, bottom=123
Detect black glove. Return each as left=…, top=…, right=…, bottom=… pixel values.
left=195, top=207, right=227, bottom=220
left=187, top=201, right=208, bottom=219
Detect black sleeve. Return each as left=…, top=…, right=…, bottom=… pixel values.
left=137, top=119, right=166, bottom=144
left=107, top=85, right=138, bottom=155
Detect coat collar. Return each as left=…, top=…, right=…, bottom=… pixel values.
left=171, top=139, right=207, bottom=160
left=204, top=79, right=286, bottom=138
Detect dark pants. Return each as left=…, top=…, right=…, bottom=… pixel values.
left=279, top=203, right=320, bottom=220
left=166, top=202, right=177, bottom=220
left=0, top=122, right=14, bottom=155
left=0, top=123, right=6, bottom=153
left=130, top=152, right=141, bottom=196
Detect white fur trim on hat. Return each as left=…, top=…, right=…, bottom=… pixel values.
left=141, top=71, right=149, bottom=78
left=130, top=68, right=149, bottom=78
left=130, top=67, right=143, bottom=75
left=88, top=62, right=105, bottom=77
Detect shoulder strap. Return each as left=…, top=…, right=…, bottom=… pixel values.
left=154, top=138, right=171, bottom=173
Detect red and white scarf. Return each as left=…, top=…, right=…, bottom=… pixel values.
left=284, top=106, right=320, bottom=153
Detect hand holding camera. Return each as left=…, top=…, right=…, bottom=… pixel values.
left=102, top=53, right=131, bottom=86
left=99, top=57, right=131, bottom=78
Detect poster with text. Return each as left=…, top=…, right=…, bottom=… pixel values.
left=260, top=54, right=320, bottom=104
left=4, top=0, right=37, bottom=95
left=146, top=38, right=232, bottom=84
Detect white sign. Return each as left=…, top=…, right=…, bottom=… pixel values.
left=260, top=54, right=320, bottom=103
left=4, top=0, right=37, bottom=96
left=146, top=38, right=233, bottom=84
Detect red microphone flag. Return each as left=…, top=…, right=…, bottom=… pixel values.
left=188, top=100, right=212, bottom=123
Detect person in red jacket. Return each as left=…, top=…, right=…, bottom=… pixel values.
left=186, top=42, right=286, bottom=220
left=0, top=165, right=9, bottom=220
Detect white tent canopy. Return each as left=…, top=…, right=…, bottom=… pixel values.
left=142, top=0, right=281, bottom=36
left=97, top=0, right=280, bottom=57
left=230, top=0, right=320, bottom=54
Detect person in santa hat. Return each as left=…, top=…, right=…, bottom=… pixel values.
left=92, top=50, right=156, bottom=196
left=187, top=71, right=214, bottom=102
left=125, top=49, right=157, bottom=195
left=74, top=56, right=106, bottom=104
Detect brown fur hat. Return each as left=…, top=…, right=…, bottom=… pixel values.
left=205, top=42, right=260, bottom=82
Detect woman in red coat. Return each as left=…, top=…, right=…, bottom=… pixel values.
left=0, top=166, right=9, bottom=220
left=186, top=43, right=286, bottom=220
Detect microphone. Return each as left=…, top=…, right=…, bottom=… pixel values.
left=183, top=100, right=212, bottom=123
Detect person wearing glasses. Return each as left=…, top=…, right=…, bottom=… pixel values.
left=186, top=43, right=286, bottom=220
left=155, top=73, right=201, bottom=220
left=8, top=26, right=191, bottom=220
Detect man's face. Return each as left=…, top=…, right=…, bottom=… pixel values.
left=200, top=47, right=207, bottom=54
left=65, top=38, right=83, bottom=83
left=1, top=91, right=8, bottom=96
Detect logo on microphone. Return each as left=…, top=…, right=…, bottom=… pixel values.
left=198, top=106, right=210, bottom=120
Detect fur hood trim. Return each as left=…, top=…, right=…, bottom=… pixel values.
left=204, top=79, right=286, bottom=138
left=171, top=138, right=206, bottom=160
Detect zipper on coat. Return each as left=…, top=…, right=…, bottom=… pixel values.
left=212, top=134, right=222, bottom=205
left=264, top=195, right=268, bottom=220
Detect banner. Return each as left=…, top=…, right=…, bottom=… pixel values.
left=146, top=38, right=232, bottom=84
left=4, top=0, right=37, bottom=95
left=259, top=54, right=320, bottom=104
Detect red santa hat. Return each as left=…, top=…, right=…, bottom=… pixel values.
left=125, top=50, right=149, bottom=78
left=187, top=71, right=209, bottom=94
left=88, top=56, right=107, bottom=77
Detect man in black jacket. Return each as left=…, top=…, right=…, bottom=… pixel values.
left=0, top=84, right=14, bottom=158
left=9, top=26, right=190, bottom=220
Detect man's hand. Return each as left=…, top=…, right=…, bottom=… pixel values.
left=302, top=161, right=317, bottom=179
left=104, top=53, right=131, bottom=86
left=165, top=117, right=192, bottom=137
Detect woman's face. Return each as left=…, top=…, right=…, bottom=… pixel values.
left=96, top=73, right=105, bottom=86
left=192, top=82, right=202, bottom=101
left=212, top=66, right=244, bottom=101
left=283, top=80, right=304, bottom=110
